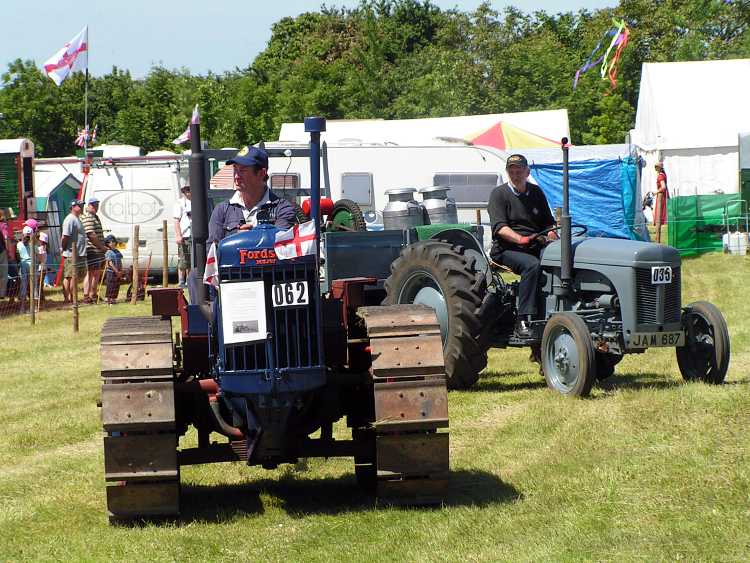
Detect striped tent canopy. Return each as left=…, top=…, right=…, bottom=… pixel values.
left=468, top=121, right=561, bottom=150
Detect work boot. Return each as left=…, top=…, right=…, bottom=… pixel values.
left=515, top=316, right=532, bottom=338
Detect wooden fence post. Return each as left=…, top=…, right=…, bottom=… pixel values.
left=131, top=225, right=140, bottom=305
left=72, top=244, right=79, bottom=333
left=30, top=231, right=36, bottom=325
left=162, top=219, right=168, bottom=287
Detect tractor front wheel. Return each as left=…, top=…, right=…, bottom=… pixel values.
left=541, top=313, right=596, bottom=397
left=676, top=301, right=730, bottom=384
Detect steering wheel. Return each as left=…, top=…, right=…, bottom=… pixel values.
left=538, top=224, right=588, bottom=239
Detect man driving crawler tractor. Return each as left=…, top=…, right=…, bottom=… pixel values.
left=488, top=153, right=558, bottom=337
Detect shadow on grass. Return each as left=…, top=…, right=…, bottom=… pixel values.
left=598, top=372, right=680, bottom=393
left=115, top=469, right=519, bottom=525
left=470, top=370, right=546, bottom=393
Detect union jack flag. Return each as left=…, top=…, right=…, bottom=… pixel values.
left=74, top=124, right=97, bottom=148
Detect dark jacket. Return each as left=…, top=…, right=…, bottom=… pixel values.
left=488, top=181, right=555, bottom=257
left=207, top=189, right=298, bottom=246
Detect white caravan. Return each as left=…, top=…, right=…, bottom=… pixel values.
left=83, top=154, right=189, bottom=272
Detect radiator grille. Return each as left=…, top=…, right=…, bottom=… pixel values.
left=221, top=258, right=320, bottom=372
left=636, top=267, right=681, bottom=324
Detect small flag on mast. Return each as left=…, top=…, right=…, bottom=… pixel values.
left=43, top=26, right=88, bottom=86
left=173, top=105, right=201, bottom=145
left=203, top=242, right=219, bottom=287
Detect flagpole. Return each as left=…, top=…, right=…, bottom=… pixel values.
left=84, top=68, right=89, bottom=152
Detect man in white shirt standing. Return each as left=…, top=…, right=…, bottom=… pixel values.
left=173, top=184, right=192, bottom=287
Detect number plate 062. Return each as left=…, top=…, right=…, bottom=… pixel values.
left=272, top=281, right=309, bottom=308
left=651, top=266, right=672, bottom=284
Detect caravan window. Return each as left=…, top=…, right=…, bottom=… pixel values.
left=433, top=173, right=498, bottom=207
left=341, top=173, right=373, bottom=206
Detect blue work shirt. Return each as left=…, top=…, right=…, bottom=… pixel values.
left=207, top=188, right=298, bottom=246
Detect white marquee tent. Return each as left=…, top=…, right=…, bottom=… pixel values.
left=278, top=109, right=570, bottom=146
left=630, top=59, right=750, bottom=197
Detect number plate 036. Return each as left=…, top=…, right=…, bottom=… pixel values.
left=651, top=266, right=672, bottom=284
left=272, top=281, right=309, bottom=308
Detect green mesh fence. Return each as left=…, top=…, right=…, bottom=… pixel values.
left=667, top=194, right=747, bottom=256
left=0, top=154, right=19, bottom=214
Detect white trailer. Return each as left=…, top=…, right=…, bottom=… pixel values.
left=83, top=154, right=189, bottom=272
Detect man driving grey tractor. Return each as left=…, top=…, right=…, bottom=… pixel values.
left=488, top=153, right=558, bottom=337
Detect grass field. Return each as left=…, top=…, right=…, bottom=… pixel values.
left=1, top=252, right=749, bottom=562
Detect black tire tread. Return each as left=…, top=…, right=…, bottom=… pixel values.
left=676, top=300, right=730, bottom=384
left=384, top=241, right=487, bottom=389
left=330, top=199, right=367, bottom=231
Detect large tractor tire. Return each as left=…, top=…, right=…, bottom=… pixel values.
left=329, top=199, right=367, bottom=232
left=99, top=316, right=180, bottom=522
left=354, top=304, right=449, bottom=504
left=384, top=240, right=487, bottom=390
left=676, top=301, right=730, bottom=384
left=541, top=312, right=596, bottom=397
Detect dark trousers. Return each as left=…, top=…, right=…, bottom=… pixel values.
left=497, top=249, right=541, bottom=316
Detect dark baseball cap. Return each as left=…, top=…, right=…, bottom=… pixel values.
left=70, top=199, right=84, bottom=208
left=506, top=154, right=528, bottom=168
left=227, top=146, right=269, bottom=168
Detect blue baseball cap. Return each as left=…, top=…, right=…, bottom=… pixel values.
left=88, top=196, right=100, bottom=205
left=227, top=146, right=269, bottom=168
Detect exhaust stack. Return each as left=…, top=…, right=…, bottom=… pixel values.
left=189, top=121, right=210, bottom=315
left=560, top=137, right=572, bottom=295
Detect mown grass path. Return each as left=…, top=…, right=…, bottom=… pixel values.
left=1, top=253, right=748, bottom=561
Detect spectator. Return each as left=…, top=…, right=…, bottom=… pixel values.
left=16, top=226, right=33, bottom=312
left=60, top=199, right=88, bottom=304
left=0, top=208, right=10, bottom=300
left=81, top=197, right=108, bottom=303
left=103, top=235, right=123, bottom=305
left=654, top=162, right=669, bottom=243
left=23, top=217, right=39, bottom=233
left=173, top=184, right=192, bottom=287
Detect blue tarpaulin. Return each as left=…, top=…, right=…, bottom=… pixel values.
left=531, top=157, right=642, bottom=240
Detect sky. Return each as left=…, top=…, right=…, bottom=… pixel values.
left=2, top=0, right=616, bottom=79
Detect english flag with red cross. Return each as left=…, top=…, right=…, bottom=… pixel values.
left=43, top=26, right=88, bottom=86
left=203, top=242, right=219, bottom=287
left=274, top=221, right=316, bottom=260
left=173, top=105, right=201, bottom=145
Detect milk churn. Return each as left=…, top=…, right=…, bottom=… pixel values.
left=383, top=188, right=424, bottom=230
left=418, top=185, right=458, bottom=225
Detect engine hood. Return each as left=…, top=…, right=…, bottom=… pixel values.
left=218, top=224, right=280, bottom=268
left=541, top=237, right=681, bottom=268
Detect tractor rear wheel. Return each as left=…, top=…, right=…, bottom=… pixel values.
left=384, top=241, right=487, bottom=390
left=100, top=316, right=180, bottom=522
left=541, top=313, right=596, bottom=397
left=676, top=301, right=730, bottom=384
left=329, top=199, right=367, bottom=231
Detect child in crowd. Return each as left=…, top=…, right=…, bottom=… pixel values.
left=104, top=235, right=123, bottom=305
left=16, top=226, right=32, bottom=312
